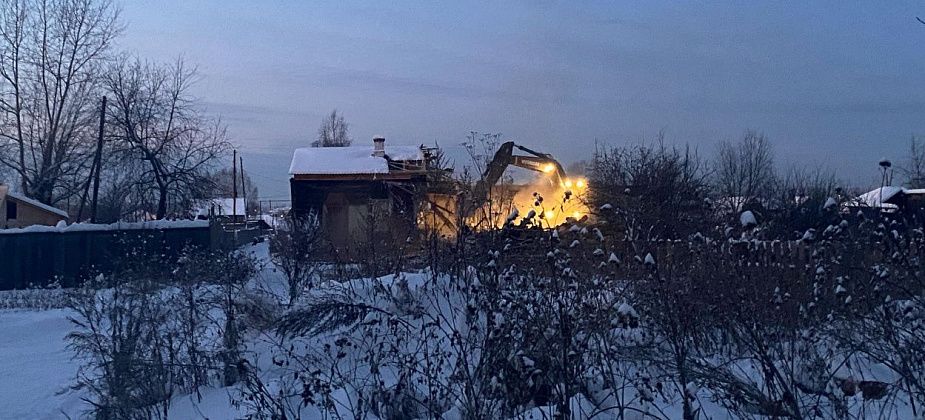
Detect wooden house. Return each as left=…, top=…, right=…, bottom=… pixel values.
left=289, top=137, right=442, bottom=253
left=0, top=184, right=69, bottom=229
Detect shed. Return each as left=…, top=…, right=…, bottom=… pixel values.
left=850, top=186, right=925, bottom=213
left=0, top=184, right=69, bottom=229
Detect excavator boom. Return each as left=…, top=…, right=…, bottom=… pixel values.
left=466, top=141, right=567, bottom=217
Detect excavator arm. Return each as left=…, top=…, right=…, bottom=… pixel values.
left=466, top=141, right=567, bottom=217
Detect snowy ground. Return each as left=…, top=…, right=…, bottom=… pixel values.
left=0, top=243, right=305, bottom=419
left=0, top=309, right=85, bottom=419
left=0, top=241, right=917, bottom=419
left=0, top=308, right=248, bottom=419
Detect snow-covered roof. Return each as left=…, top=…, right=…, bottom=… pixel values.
left=6, top=192, right=69, bottom=218
left=196, top=198, right=245, bottom=217
left=856, top=186, right=905, bottom=208
left=289, top=145, right=423, bottom=175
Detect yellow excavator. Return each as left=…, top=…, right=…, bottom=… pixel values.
left=465, top=141, right=570, bottom=219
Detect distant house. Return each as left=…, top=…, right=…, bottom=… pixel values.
left=849, top=186, right=925, bottom=213
left=195, top=197, right=246, bottom=221
left=0, top=184, right=69, bottom=229
left=289, top=137, right=443, bottom=253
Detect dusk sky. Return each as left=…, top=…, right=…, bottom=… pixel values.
left=118, top=1, right=925, bottom=200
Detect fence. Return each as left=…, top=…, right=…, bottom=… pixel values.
left=0, top=220, right=268, bottom=290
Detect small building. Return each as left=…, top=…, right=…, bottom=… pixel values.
left=195, top=198, right=247, bottom=221
left=850, top=186, right=925, bottom=214
left=289, top=137, right=441, bottom=253
left=0, top=184, right=69, bottom=229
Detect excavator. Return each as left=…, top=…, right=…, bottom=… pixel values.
left=464, top=141, right=572, bottom=220
left=419, top=141, right=579, bottom=234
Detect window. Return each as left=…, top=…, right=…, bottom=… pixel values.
left=6, top=200, right=16, bottom=220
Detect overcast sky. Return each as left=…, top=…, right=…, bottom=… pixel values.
left=119, top=1, right=925, bottom=200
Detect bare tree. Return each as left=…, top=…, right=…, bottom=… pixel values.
left=0, top=0, right=120, bottom=205
left=763, top=165, right=840, bottom=238
left=312, top=109, right=351, bottom=147
left=902, top=136, right=925, bottom=188
left=716, top=130, right=776, bottom=213
left=589, top=137, right=712, bottom=241
left=207, top=167, right=259, bottom=213
left=105, top=57, right=229, bottom=219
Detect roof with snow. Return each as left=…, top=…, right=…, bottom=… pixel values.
left=6, top=192, right=69, bottom=219
left=289, top=145, right=424, bottom=176
left=854, top=186, right=910, bottom=209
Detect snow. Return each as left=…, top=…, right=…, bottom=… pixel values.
left=739, top=210, right=757, bottom=227
left=616, top=302, right=638, bottom=318
left=0, top=219, right=208, bottom=234
left=6, top=192, right=69, bottom=218
left=823, top=197, right=838, bottom=209
left=0, top=242, right=917, bottom=419
left=801, top=228, right=816, bottom=241
left=856, top=186, right=904, bottom=208
left=289, top=144, right=423, bottom=175
left=505, top=208, right=519, bottom=224
left=0, top=309, right=85, bottom=419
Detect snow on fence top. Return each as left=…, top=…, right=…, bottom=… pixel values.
left=6, top=192, right=69, bottom=218
left=289, top=145, right=423, bottom=175
left=0, top=219, right=208, bottom=235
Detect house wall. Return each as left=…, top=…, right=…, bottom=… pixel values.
left=2, top=197, right=67, bottom=229
left=0, top=193, right=68, bottom=229
left=290, top=178, right=420, bottom=256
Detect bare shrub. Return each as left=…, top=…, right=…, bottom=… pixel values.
left=66, top=247, right=259, bottom=418
left=270, top=212, right=323, bottom=305
left=67, top=277, right=182, bottom=420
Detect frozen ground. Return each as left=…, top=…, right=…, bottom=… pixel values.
left=0, top=241, right=917, bottom=419
left=0, top=308, right=249, bottom=419
left=0, top=309, right=84, bottom=419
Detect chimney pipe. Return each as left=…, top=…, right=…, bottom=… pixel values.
left=372, top=136, right=385, bottom=157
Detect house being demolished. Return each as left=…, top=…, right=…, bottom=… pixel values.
left=289, top=137, right=455, bottom=253
left=288, top=136, right=588, bottom=255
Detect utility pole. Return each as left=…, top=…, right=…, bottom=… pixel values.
left=232, top=149, right=238, bottom=221
left=90, top=96, right=106, bottom=223
left=239, top=155, right=246, bottom=220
